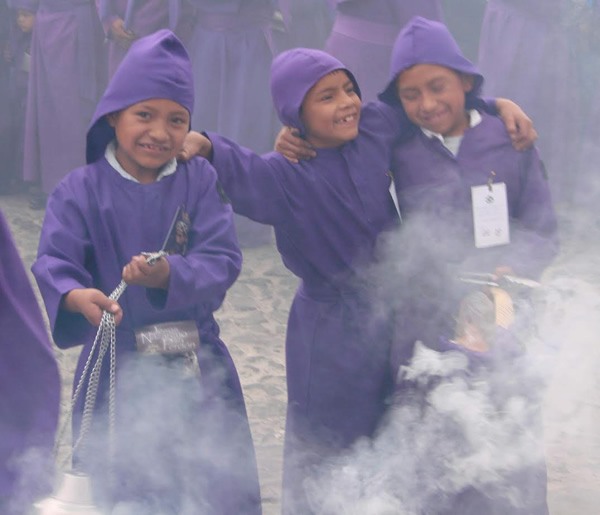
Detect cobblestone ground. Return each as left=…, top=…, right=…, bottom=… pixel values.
left=2, top=193, right=599, bottom=514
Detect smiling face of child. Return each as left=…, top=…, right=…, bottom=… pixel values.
left=108, top=98, right=190, bottom=183
left=396, top=63, right=474, bottom=137
left=299, top=70, right=361, bottom=149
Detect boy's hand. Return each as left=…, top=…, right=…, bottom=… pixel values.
left=63, top=288, right=123, bottom=327
left=495, top=98, right=538, bottom=151
left=110, top=18, right=136, bottom=49
left=178, top=131, right=212, bottom=161
left=123, top=254, right=170, bottom=289
left=274, top=126, right=316, bottom=163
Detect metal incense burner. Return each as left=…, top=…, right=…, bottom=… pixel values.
left=33, top=472, right=105, bottom=515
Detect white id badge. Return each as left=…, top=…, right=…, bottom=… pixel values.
left=471, top=182, right=510, bottom=248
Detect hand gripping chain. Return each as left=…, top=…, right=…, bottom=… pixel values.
left=59, top=251, right=167, bottom=474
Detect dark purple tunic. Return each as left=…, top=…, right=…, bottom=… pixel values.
left=325, top=0, right=443, bottom=102
left=0, top=209, right=60, bottom=513
left=207, top=47, right=402, bottom=514
left=5, top=1, right=36, bottom=192
left=23, top=0, right=105, bottom=196
left=32, top=30, right=261, bottom=514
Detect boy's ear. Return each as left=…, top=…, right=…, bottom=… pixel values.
left=461, top=74, right=475, bottom=93
left=106, top=112, right=119, bottom=127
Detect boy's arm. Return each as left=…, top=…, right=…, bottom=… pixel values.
left=32, top=183, right=102, bottom=348
left=151, top=161, right=242, bottom=311
left=180, top=131, right=290, bottom=224
left=203, top=132, right=292, bottom=225
left=480, top=97, right=537, bottom=151
left=506, top=149, right=559, bottom=279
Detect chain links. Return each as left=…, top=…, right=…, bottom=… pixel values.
left=59, top=251, right=167, bottom=473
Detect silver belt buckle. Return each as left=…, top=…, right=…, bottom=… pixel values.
left=135, top=321, right=200, bottom=378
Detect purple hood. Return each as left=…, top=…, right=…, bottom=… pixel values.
left=86, top=29, right=194, bottom=164
left=379, top=16, right=483, bottom=107
left=270, top=47, right=361, bottom=135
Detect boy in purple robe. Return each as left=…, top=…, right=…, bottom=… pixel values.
left=23, top=0, right=106, bottom=209
left=324, top=0, right=444, bottom=102
left=32, top=30, right=261, bottom=514
left=185, top=0, right=278, bottom=248
left=375, top=17, right=555, bottom=511
left=96, top=0, right=194, bottom=78
left=0, top=209, right=60, bottom=514
left=189, top=47, right=403, bottom=514
left=3, top=0, right=37, bottom=195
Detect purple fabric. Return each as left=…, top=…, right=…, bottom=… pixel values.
left=96, top=0, right=190, bottom=77
left=22, top=0, right=105, bottom=195
left=325, top=0, right=443, bottom=102
left=87, top=29, right=194, bottom=163
left=0, top=210, right=60, bottom=511
left=32, top=30, right=260, bottom=512
left=32, top=158, right=262, bottom=512
left=206, top=48, right=403, bottom=513
left=3, top=4, right=33, bottom=190
left=387, top=111, right=558, bottom=386
left=391, top=112, right=558, bottom=279
left=478, top=0, right=581, bottom=204
left=272, top=0, right=334, bottom=51
left=379, top=16, right=483, bottom=106
left=6, top=0, right=39, bottom=11
left=441, top=0, right=487, bottom=63
left=0, top=4, right=10, bottom=191
left=186, top=0, right=278, bottom=247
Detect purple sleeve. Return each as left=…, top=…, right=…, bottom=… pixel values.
left=32, top=180, right=96, bottom=348
left=504, top=148, right=559, bottom=278
left=206, top=132, right=292, bottom=225
left=159, top=160, right=242, bottom=311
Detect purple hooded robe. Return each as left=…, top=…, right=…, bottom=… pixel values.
left=4, top=0, right=38, bottom=192
left=477, top=0, right=581, bottom=205
left=0, top=1, right=13, bottom=192
left=32, top=30, right=261, bottom=514
left=0, top=209, right=60, bottom=514
left=205, top=48, right=402, bottom=514
left=325, top=0, right=443, bottom=102
left=96, top=0, right=194, bottom=78
left=377, top=20, right=554, bottom=512
left=22, top=0, right=106, bottom=196
left=185, top=0, right=278, bottom=248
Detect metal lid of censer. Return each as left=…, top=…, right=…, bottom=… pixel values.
left=32, top=471, right=106, bottom=515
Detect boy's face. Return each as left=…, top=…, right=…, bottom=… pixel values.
left=396, top=64, right=474, bottom=137
left=108, top=98, right=190, bottom=183
left=16, top=10, right=35, bottom=33
left=300, top=70, right=361, bottom=149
